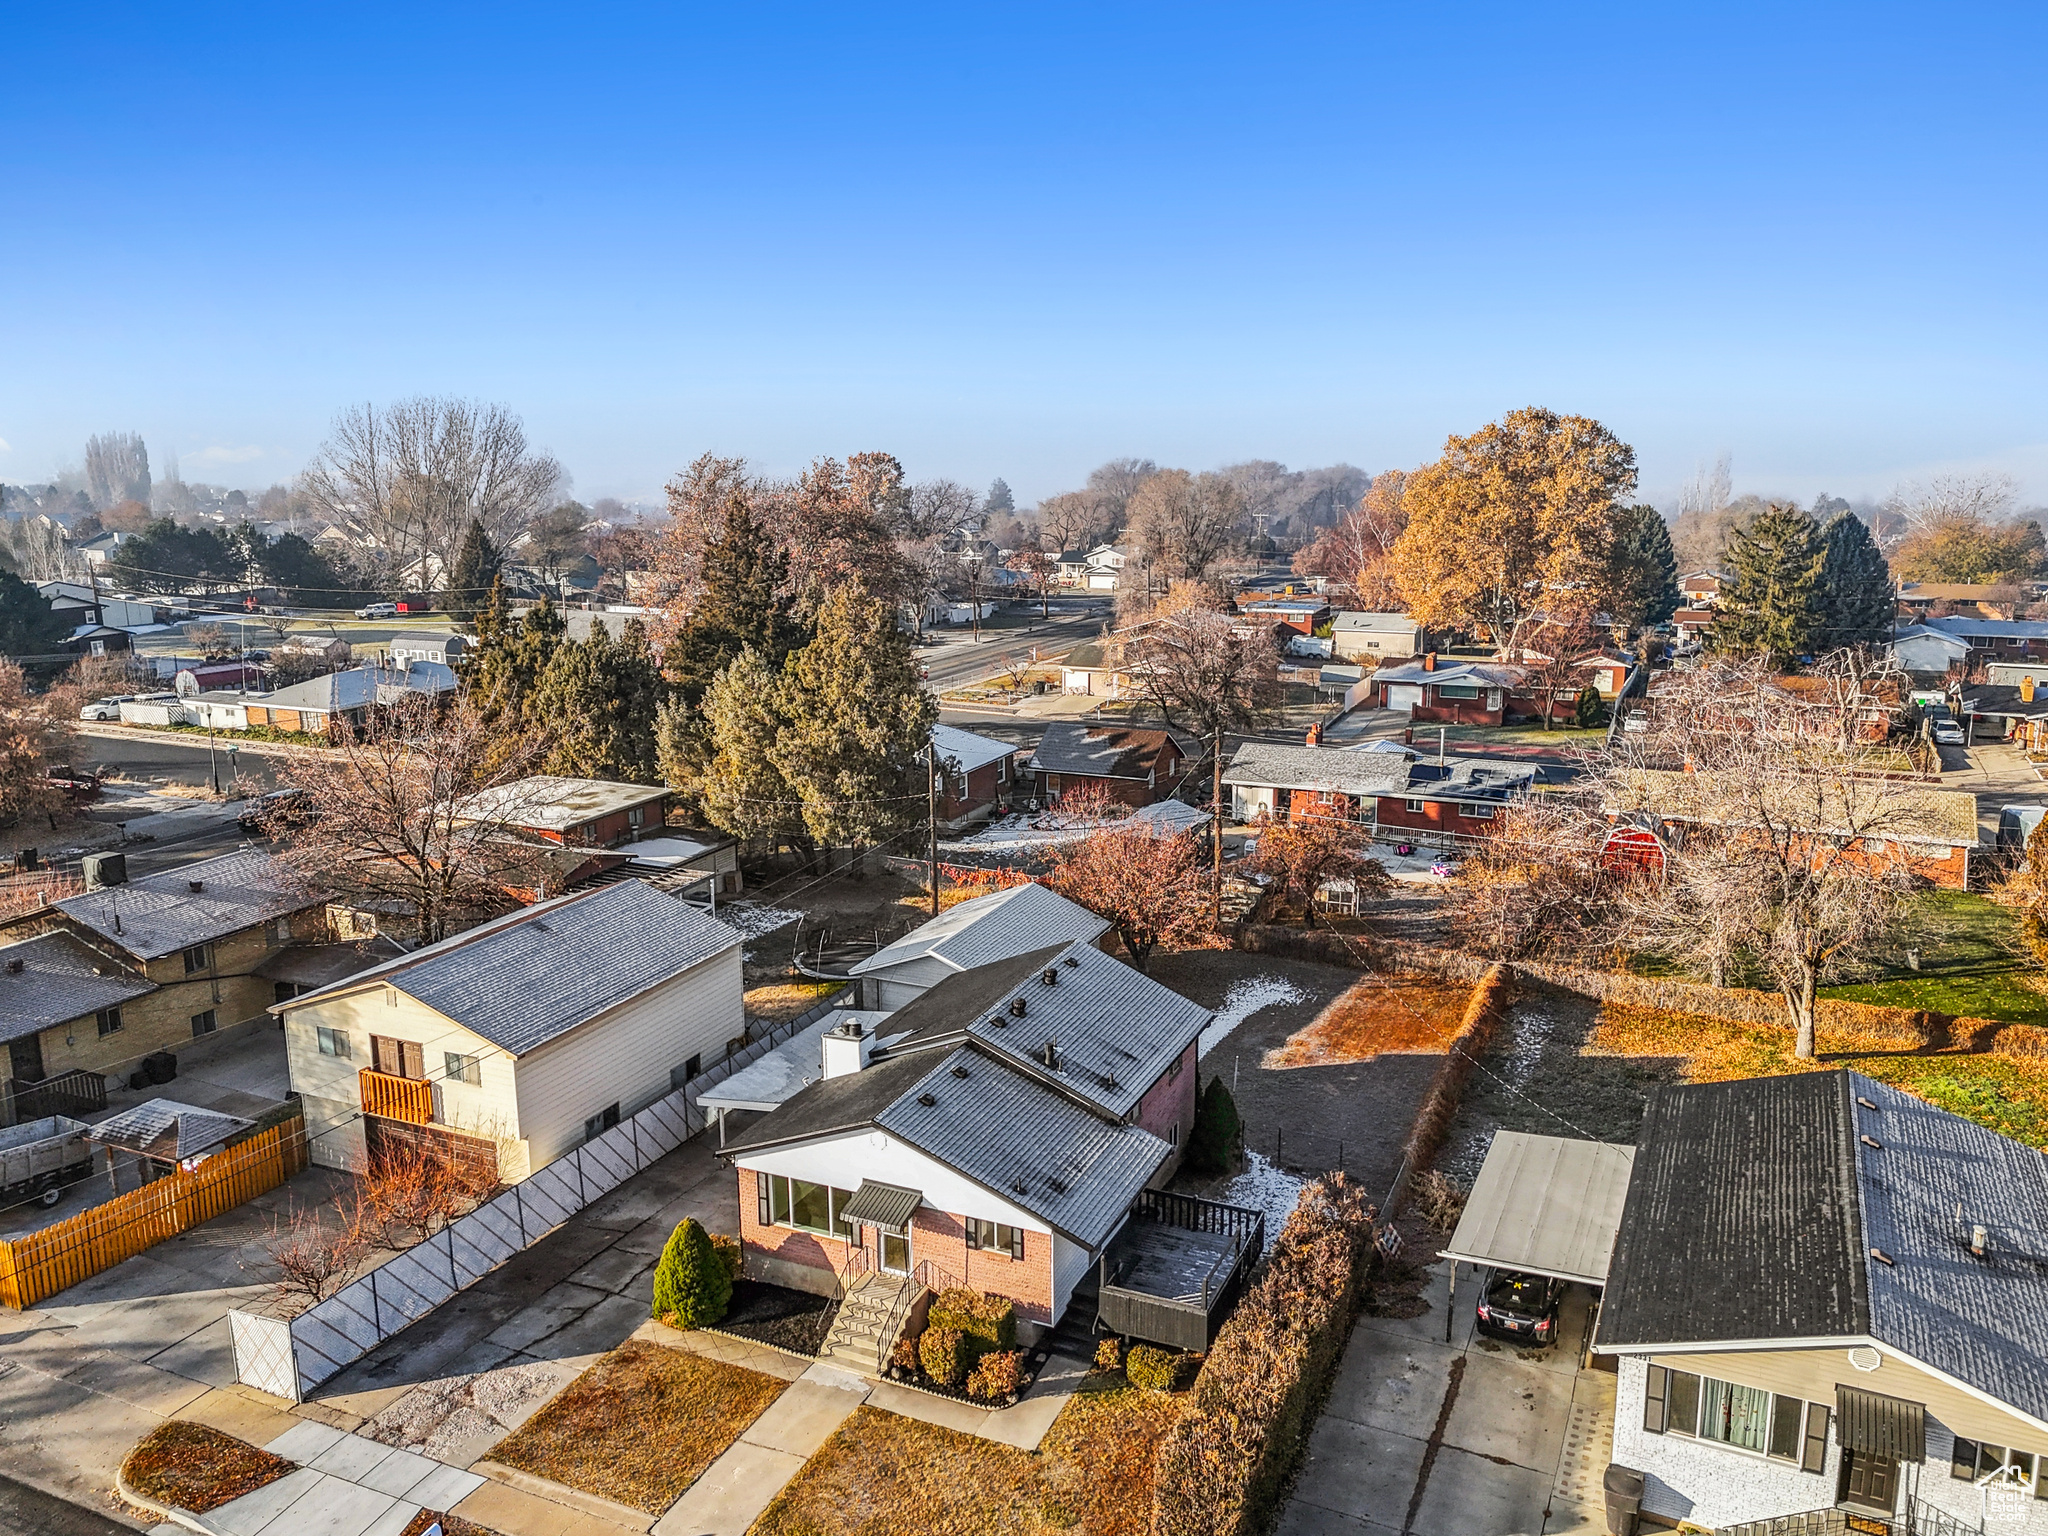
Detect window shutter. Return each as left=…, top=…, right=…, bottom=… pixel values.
left=1643, top=1365, right=1669, bottom=1434
left=1010, top=1226, right=1025, bottom=1261
left=1802, top=1404, right=1830, bottom=1474
left=757, top=1172, right=772, bottom=1228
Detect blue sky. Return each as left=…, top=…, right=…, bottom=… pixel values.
left=2, top=2, right=2044, bottom=509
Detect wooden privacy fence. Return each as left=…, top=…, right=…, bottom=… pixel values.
left=0, top=1115, right=307, bottom=1310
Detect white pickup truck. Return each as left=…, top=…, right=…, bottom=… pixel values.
left=0, top=1116, right=96, bottom=1207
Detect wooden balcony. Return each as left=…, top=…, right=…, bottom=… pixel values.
left=359, top=1068, right=433, bottom=1125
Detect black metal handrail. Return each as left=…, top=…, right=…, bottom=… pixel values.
left=1720, top=1496, right=1980, bottom=1536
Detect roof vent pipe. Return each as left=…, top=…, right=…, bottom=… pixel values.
left=1042, top=968, right=1059, bottom=985
left=188, top=880, right=204, bottom=894
left=1971, top=1224, right=1990, bottom=1258
left=1010, top=997, right=1028, bottom=1017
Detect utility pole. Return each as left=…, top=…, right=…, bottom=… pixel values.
left=1211, top=722, right=1224, bottom=925
left=926, top=740, right=941, bottom=917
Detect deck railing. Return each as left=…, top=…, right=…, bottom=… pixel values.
left=1720, top=1496, right=1980, bottom=1536
left=358, top=1068, right=433, bottom=1125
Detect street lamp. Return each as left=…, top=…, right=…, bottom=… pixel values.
left=960, top=541, right=988, bottom=644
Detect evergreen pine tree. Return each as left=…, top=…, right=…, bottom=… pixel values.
left=696, top=646, right=809, bottom=851
left=471, top=592, right=566, bottom=730
left=1605, top=503, right=1681, bottom=639
left=668, top=492, right=809, bottom=706
left=985, top=477, right=1014, bottom=515
left=446, top=519, right=500, bottom=624
left=650, top=1216, right=732, bottom=1328
left=773, top=580, right=936, bottom=854
left=533, top=619, right=666, bottom=783
left=1186, top=1078, right=1241, bottom=1175
left=1710, top=504, right=1826, bottom=665
left=1815, top=509, right=1894, bottom=651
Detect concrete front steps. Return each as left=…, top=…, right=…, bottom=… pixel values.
left=820, top=1274, right=920, bottom=1373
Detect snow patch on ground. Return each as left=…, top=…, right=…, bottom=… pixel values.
left=715, top=902, right=806, bottom=938
left=1198, top=975, right=1309, bottom=1060
left=944, top=808, right=1121, bottom=853
left=1222, top=1152, right=1306, bottom=1252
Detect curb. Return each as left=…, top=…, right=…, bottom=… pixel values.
left=471, top=1458, right=656, bottom=1533
left=114, top=1470, right=212, bottom=1535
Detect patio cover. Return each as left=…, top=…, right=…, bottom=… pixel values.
left=1440, top=1130, right=1636, bottom=1287
left=86, top=1099, right=254, bottom=1164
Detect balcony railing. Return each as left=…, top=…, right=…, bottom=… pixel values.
left=359, top=1068, right=433, bottom=1125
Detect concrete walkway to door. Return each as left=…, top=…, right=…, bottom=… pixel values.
left=1277, top=1259, right=1614, bottom=1536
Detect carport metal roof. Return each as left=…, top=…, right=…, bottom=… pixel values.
left=1440, top=1131, right=1636, bottom=1287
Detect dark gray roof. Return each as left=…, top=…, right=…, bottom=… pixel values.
left=1600, top=1073, right=1866, bottom=1350
left=293, top=880, right=741, bottom=1055
left=1026, top=723, right=1199, bottom=782
left=1853, top=1074, right=2048, bottom=1426
left=874, top=1047, right=1168, bottom=1247
left=255, top=938, right=407, bottom=990
left=54, top=850, right=323, bottom=960
left=87, top=1099, right=253, bottom=1161
left=0, top=932, right=154, bottom=1043
left=849, top=882, right=1108, bottom=978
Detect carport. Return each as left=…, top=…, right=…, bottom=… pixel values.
left=1438, top=1130, right=1635, bottom=1345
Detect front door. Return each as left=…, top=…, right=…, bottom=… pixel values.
left=875, top=1225, right=911, bottom=1276
left=1839, top=1450, right=1898, bottom=1513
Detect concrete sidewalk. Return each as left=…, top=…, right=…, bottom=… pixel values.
left=653, top=1360, right=871, bottom=1536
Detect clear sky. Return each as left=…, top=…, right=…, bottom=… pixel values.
left=2, top=3, right=2044, bottom=510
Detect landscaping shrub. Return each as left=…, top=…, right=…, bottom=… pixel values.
left=965, top=1349, right=1025, bottom=1403
left=889, top=1336, right=919, bottom=1374
left=928, top=1287, right=1016, bottom=1350
left=1996, top=1023, right=2048, bottom=1061
left=710, top=1232, right=743, bottom=1283
left=1186, top=1078, right=1241, bottom=1176
left=1574, top=686, right=1604, bottom=728
left=1152, top=1173, right=1377, bottom=1536
left=1094, top=1335, right=1124, bottom=1373
left=1411, top=1169, right=1468, bottom=1234
left=1125, top=1345, right=1185, bottom=1393
left=919, top=1326, right=976, bottom=1387
left=651, top=1217, right=733, bottom=1328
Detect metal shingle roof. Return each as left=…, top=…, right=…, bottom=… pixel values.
left=849, top=883, right=1108, bottom=978
left=930, top=725, right=1016, bottom=776
left=875, top=1048, right=1170, bottom=1248
left=54, top=850, right=323, bottom=960
left=304, top=880, right=741, bottom=1055
left=0, top=932, right=155, bottom=1043
left=1221, top=741, right=1410, bottom=797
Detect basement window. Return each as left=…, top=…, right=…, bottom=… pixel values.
left=95, top=1007, right=123, bottom=1038
left=190, top=1009, right=217, bottom=1036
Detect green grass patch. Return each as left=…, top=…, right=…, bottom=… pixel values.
left=1820, top=891, right=2048, bottom=1026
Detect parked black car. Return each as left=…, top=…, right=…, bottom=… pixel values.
left=238, top=787, right=314, bottom=835
left=1475, top=1268, right=1564, bottom=1346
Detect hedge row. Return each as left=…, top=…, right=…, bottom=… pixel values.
left=1397, top=963, right=1513, bottom=1198
left=1150, top=1175, right=1377, bottom=1536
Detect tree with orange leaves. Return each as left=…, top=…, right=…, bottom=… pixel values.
left=1043, top=828, right=1215, bottom=971
left=1245, top=815, right=1391, bottom=927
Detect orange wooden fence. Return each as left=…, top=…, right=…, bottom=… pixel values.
left=0, top=1115, right=308, bottom=1310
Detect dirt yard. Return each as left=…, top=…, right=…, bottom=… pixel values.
left=1263, top=975, right=1473, bottom=1067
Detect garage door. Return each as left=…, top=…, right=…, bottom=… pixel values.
left=1387, top=684, right=1423, bottom=713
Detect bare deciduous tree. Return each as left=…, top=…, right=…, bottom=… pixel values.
left=1084, top=458, right=1160, bottom=524
left=1883, top=471, right=2022, bottom=539
left=1127, top=470, right=1246, bottom=583
left=1035, top=490, right=1112, bottom=555
left=84, top=432, right=151, bottom=512
left=300, top=398, right=564, bottom=593
left=261, top=1200, right=371, bottom=1309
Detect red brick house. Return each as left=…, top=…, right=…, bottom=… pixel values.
left=1372, top=656, right=1531, bottom=725
left=1026, top=723, right=1201, bottom=808
left=1235, top=596, right=1331, bottom=635
left=724, top=939, right=1211, bottom=1335
left=1222, top=740, right=1536, bottom=842
left=452, top=775, right=672, bottom=848
left=930, top=725, right=1018, bottom=831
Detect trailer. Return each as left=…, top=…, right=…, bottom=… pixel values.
left=0, top=1116, right=95, bottom=1208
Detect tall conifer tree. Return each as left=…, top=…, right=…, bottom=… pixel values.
left=1605, top=503, right=1682, bottom=639
left=668, top=492, right=809, bottom=706
left=1711, top=504, right=1826, bottom=665
left=1816, top=509, right=1895, bottom=651
left=446, top=519, right=500, bottom=623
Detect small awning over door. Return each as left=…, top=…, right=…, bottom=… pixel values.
left=1836, top=1385, right=1926, bottom=1463
left=1440, top=1131, right=1636, bottom=1286
left=839, top=1180, right=923, bottom=1234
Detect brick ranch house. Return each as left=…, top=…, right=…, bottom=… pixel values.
left=930, top=724, right=1019, bottom=831
left=1607, top=769, right=1979, bottom=891
left=724, top=938, right=1209, bottom=1334
left=1371, top=656, right=1533, bottom=725
left=1221, top=740, right=1536, bottom=843
left=1026, top=722, right=1201, bottom=808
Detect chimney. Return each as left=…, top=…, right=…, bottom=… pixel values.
left=1422, top=652, right=1436, bottom=672
left=1305, top=724, right=1321, bottom=747
left=1971, top=1223, right=1990, bottom=1258
left=819, top=1016, right=871, bottom=1079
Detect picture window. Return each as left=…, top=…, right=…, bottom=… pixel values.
left=762, top=1174, right=856, bottom=1240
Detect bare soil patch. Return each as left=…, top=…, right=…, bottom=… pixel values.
left=122, top=1421, right=294, bottom=1514
left=1263, top=975, right=1469, bottom=1067
left=712, top=1277, right=839, bottom=1356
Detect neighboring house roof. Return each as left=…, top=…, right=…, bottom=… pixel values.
left=387, top=631, right=467, bottom=650
left=255, top=661, right=457, bottom=713
left=1372, top=659, right=1528, bottom=689
left=87, top=1099, right=254, bottom=1162
left=1599, top=1071, right=2048, bottom=1429
left=1026, top=723, right=1199, bottom=782
left=1891, top=624, right=1972, bottom=652
left=453, top=775, right=670, bottom=834
left=1611, top=768, right=1979, bottom=849
left=1060, top=641, right=1116, bottom=671
left=0, top=932, right=154, bottom=1043
left=285, top=879, right=740, bottom=1056
left=51, top=850, right=320, bottom=961
left=1222, top=741, right=1409, bottom=798
left=255, top=937, right=407, bottom=991
left=1955, top=684, right=2048, bottom=721
left=1927, top=616, right=2048, bottom=641
left=1053, top=550, right=1088, bottom=566
left=930, top=725, right=1015, bottom=777
left=1126, top=799, right=1212, bottom=836
left=697, top=1009, right=901, bottom=1114
left=849, top=882, right=1108, bottom=979
left=1331, top=612, right=1421, bottom=634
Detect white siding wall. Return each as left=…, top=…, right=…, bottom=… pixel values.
left=738, top=1129, right=1048, bottom=1236
left=511, top=946, right=744, bottom=1172
left=284, top=987, right=520, bottom=1173
left=867, top=956, right=958, bottom=1012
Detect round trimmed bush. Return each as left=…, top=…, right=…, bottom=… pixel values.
left=651, top=1216, right=732, bottom=1328
left=1126, top=1344, right=1186, bottom=1392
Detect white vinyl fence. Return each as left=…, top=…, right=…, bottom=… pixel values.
left=231, top=989, right=850, bottom=1402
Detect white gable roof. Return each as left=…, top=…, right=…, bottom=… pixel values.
left=930, top=725, right=1015, bottom=776
left=849, top=882, right=1109, bottom=979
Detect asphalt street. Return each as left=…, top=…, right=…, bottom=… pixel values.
left=0, top=1473, right=134, bottom=1535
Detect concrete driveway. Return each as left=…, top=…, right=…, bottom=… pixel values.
left=1279, top=1260, right=1614, bottom=1536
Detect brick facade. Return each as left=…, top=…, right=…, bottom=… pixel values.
left=1043, top=772, right=1160, bottom=809
left=1371, top=797, right=1505, bottom=838
left=1133, top=1041, right=1198, bottom=1181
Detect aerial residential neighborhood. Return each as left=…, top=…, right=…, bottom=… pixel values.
left=2, top=10, right=2044, bottom=1536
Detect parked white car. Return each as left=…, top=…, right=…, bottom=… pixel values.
left=1934, top=722, right=1967, bottom=746
left=78, top=696, right=132, bottom=721
left=354, top=602, right=399, bottom=620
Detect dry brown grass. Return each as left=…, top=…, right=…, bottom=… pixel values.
left=1262, top=975, right=1470, bottom=1068
left=399, top=1510, right=498, bottom=1536
left=750, top=1384, right=1185, bottom=1536
left=486, top=1339, right=785, bottom=1514
left=744, top=981, right=847, bottom=1022
left=121, top=1421, right=294, bottom=1514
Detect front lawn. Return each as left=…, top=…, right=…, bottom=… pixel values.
left=1590, top=1004, right=2048, bottom=1147
left=751, top=1381, right=1185, bottom=1536
left=1819, top=891, right=2048, bottom=1026
left=486, top=1338, right=786, bottom=1514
